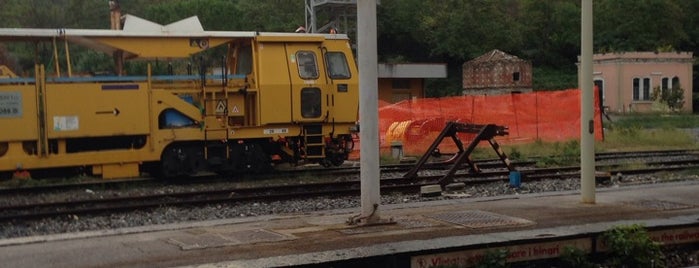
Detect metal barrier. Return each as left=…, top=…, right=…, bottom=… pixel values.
left=403, top=122, right=516, bottom=187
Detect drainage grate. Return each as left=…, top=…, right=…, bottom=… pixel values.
left=427, top=210, right=534, bottom=229
left=168, top=233, right=230, bottom=250
left=168, top=229, right=295, bottom=250
left=629, top=200, right=693, bottom=211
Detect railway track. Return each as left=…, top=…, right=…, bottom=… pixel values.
left=0, top=158, right=525, bottom=197
left=2, top=153, right=698, bottom=223
left=1, top=149, right=696, bottom=195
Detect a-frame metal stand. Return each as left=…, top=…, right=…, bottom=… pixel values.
left=403, top=122, right=515, bottom=187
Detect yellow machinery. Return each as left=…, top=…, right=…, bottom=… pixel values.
left=0, top=15, right=359, bottom=179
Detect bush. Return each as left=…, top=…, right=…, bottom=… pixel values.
left=651, top=85, right=685, bottom=113
left=508, top=147, right=522, bottom=161
left=601, top=224, right=665, bottom=267
left=475, top=249, right=510, bottom=268
left=559, top=246, right=596, bottom=268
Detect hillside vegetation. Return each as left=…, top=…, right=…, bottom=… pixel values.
left=0, top=0, right=697, bottom=95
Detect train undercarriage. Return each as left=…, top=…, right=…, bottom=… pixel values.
left=154, top=133, right=354, bottom=179
left=0, top=135, right=353, bottom=180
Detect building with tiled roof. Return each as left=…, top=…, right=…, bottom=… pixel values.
left=462, top=49, right=532, bottom=95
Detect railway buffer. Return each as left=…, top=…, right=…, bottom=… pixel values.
left=403, top=122, right=516, bottom=187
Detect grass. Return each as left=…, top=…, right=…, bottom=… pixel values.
left=609, top=113, right=699, bottom=129
left=505, top=114, right=698, bottom=166
left=600, top=127, right=696, bottom=151
left=599, top=113, right=699, bottom=151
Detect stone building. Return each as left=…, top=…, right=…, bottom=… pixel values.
left=462, top=49, right=532, bottom=95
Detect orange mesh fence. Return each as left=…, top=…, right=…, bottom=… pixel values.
left=357, top=88, right=603, bottom=158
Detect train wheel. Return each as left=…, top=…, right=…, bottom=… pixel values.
left=186, top=147, right=207, bottom=175
left=320, top=159, right=332, bottom=167
left=228, top=143, right=272, bottom=174
left=330, top=153, right=345, bottom=166
left=244, top=144, right=271, bottom=173
left=160, top=145, right=206, bottom=178
left=160, top=147, right=186, bottom=178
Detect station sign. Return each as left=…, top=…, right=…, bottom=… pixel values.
left=411, top=238, right=591, bottom=268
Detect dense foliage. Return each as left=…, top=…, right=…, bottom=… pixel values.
left=0, top=0, right=697, bottom=96
left=601, top=224, right=665, bottom=267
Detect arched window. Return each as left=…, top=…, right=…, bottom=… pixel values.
left=672, top=76, right=680, bottom=89
left=661, top=77, right=670, bottom=91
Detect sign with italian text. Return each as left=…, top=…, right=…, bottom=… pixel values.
left=411, top=238, right=591, bottom=268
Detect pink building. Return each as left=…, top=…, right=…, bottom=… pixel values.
left=590, top=52, right=694, bottom=113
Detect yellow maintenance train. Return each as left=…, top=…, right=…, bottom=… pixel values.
left=0, top=15, right=359, bottom=179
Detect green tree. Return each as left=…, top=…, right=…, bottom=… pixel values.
left=379, top=0, right=526, bottom=96
left=141, top=0, right=241, bottom=31
left=519, top=0, right=580, bottom=67
left=234, top=0, right=305, bottom=32
left=519, top=0, right=580, bottom=90
left=595, top=0, right=688, bottom=53
left=651, top=85, right=685, bottom=113
left=0, top=0, right=697, bottom=98
left=411, top=0, right=523, bottom=60
left=0, top=0, right=106, bottom=28
left=378, top=0, right=432, bottom=62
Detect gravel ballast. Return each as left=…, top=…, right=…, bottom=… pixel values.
left=1, top=171, right=697, bottom=239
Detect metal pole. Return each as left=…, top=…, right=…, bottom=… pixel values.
left=580, top=0, right=596, bottom=203
left=357, top=0, right=381, bottom=223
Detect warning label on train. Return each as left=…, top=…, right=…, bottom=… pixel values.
left=0, top=92, right=22, bottom=118
left=215, top=100, right=227, bottom=114
left=54, top=116, right=79, bottom=131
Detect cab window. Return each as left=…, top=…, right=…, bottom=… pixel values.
left=296, top=51, right=318, bottom=79
left=325, top=52, right=351, bottom=79
left=301, top=87, right=322, bottom=118
left=236, top=45, right=252, bottom=75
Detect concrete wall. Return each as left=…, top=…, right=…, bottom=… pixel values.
left=378, top=78, right=424, bottom=103
left=376, top=63, right=446, bottom=104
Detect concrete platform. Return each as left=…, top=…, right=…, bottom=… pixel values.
left=1, top=181, right=699, bottom=267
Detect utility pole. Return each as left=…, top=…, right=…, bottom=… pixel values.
left=580, top=0, right=595, bottom=204
left=356, top=0, right=381, bottom=224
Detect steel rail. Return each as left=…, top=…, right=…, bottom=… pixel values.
left=2, top=159, right=699, bottom=222
left=2, top=149, right=695, bottom=195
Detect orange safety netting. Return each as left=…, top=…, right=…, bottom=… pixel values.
left=352, top=88, right=603, bottom=158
